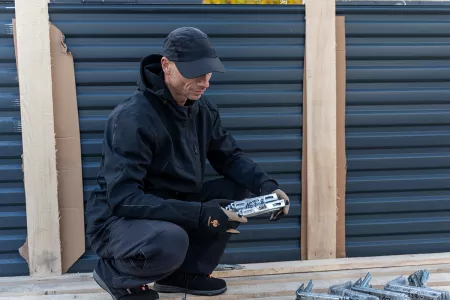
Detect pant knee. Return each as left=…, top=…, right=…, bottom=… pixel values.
left=135, top=222, right=189, bottom=274
left=156, top=223, right=189, bottom=271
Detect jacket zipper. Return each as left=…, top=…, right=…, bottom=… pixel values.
left=188, top=108, right=198, bottom=155
left=185, top=107, right=199, bottom=181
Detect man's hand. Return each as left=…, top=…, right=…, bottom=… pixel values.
left=199, top=200, right=247, bottom=234
left=221, top=207, right=248, bottom=234
left=269, top=189, right=290, bottom=221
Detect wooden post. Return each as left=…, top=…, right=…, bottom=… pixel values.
left=304, top=0, right=337, bottom=260
left=335, top=16, right=347, bottom=259
left=14, top=0, right=62, bottom=276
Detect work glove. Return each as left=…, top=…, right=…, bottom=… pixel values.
left=199, top=200, right=248, bottom=234
left=269, top=189, right=290, bottom=222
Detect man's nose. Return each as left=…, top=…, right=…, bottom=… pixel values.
left=198, top=78, right=209, bottom=88
left=197, top=74, right=210, bottom=86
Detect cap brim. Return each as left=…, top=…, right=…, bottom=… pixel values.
left=175, top=57, right=225, bottom=79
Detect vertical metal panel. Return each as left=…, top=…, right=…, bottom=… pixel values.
left=336, top=5, right=450, bottom=257
left=0, top=4, right=29, bottom=277
left=46, top=4, right=304, bottom=274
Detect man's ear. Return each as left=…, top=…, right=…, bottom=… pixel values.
left=161, top=57, right=170, bottom=74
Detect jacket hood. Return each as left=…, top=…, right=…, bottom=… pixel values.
left=138, top=54, right=166, bottom=95
left=138, top=54, right=196, bottom=107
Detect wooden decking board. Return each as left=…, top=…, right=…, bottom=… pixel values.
left=0, top=273, right=93, bottom=284
left=0, top=295, right=297, bottom=300
left=2, top=263, right=449, bottom=295
left=214, top=252, right=450, bottom=278
left=2, top=271, right=449, bottom=299
left=1, top=252, right=449, bottom=285
left=2, top=263, right=448, bottom=289
left=1, top=253, right=450, bottom=300
left=224, top=263, right=450, bottom=285
left=0, top=273, right=442, bottom=297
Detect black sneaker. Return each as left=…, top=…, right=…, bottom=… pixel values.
left=93, top=269, right=159, bottom=300
left=153, top=272, right=227, bottom=296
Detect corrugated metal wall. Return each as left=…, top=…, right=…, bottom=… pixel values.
left=1, top=3, right=450, bottom=277
left=336, top=5, right=450, bottom=257
left=0, top=4, right=29, bottom=276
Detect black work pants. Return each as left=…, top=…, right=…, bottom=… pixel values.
left=91, top=178, right=250, bottom=289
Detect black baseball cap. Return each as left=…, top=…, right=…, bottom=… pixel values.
left=163, top=27, right=225, bottom=79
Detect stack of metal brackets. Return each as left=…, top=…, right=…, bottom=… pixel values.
left=295, top=269, right=450, bottom=300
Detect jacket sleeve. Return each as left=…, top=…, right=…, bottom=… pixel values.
left=102, top=109, right=201, bottom=228
left=206, top=108, right=279, bottom=196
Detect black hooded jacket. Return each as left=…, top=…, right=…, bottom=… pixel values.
left=85, top=54, right=279, bottom=236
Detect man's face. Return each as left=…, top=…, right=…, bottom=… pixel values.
left=162, top=57, right=211, bottom=101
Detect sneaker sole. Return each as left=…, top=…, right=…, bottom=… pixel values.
left=93, top=270, right=160, bottom=300
left=153, top=283, right=227, bottom=296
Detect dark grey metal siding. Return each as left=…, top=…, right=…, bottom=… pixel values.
left=46, top=4, right=304, bottom=273
left=0, top=4, right=29, bottom=276
left=337, top=5, right=450, bottom=257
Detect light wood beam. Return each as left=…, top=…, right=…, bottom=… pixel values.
left=13, top=0, right=62, bottom=276
left=304, top=0, right=337, bottom=260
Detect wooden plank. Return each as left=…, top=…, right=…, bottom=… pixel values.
left=335, top=15, right=347, bottom=259
left=1, top=252, right=450, bottom=286
left=3, top=264, right=450, bottom=289
left=224, top=264, right=450, bottom=286
left=304, top=0, right=337, bottom=259
left=0, top=296, right=110, bottom=300
left=214, top=252, right=450, bottom=278
left=302, top=15, right=347, bottom=261
left=13, top=0, right=61, bottom=276
left=301, top=46, right=308, bottom=260
left=1, top=268, right=449, bottom=300
left=3, top=263, right=449, bottom=289
left=0, top=296, right=297, bottom=300
left=0, top=272, right=450, bottom=298
left=2, top=264, right=450, bottom=297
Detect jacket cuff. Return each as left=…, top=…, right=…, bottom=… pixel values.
left=259, top=180, right=279, bottom=196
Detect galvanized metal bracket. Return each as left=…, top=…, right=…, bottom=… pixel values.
left=214, top=264, right=245, bottom=271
